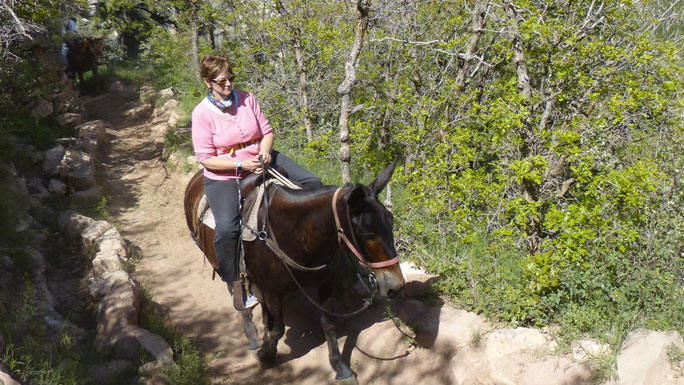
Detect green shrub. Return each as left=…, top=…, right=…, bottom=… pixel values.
left=138, top=288, right=211, bottom=385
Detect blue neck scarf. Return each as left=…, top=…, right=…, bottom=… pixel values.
left=207, top=89, right=238, bottom=111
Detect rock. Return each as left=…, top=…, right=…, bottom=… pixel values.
left=56, top=112, right=84, bottom=126
left=518, top=356, right=592, bottom=385
left=26, top=177, right=50, bottom=199
left=81, top=220, right=111, bottom=250
left=88, top=270, right=137, bottom=299
left=53, top=89, right=80, bottom=113
left=92, top=249, right=125, bottom=275
left=167, top=110, right=180, bottom=127
left=57, top=149, right=95, bottom=190
left=400, top=261, right=429, bottom=276
left=59, top=211, right=96, bottom=238
left=77, top=119, right=106, bottom=142
left=616, top=329, right=684, bottom=385
left=137, top=361, right=170, bottom=385
left=572, top=338, right=610, bottom=361
left=73, top=184, right=103, bottom=204
left=55, top=137, right=79, bottom=148
left=116, top=325, right=174, bottom=365
left=15, top=214, right=36, bottom=233
left=139, top=86, right=157, bottom=104
left=0, top=370, right=21, bottom=385
left=81, top=138, right=98, bottom=154
left=77, top=120, right=106, bottom=153
left=108, top=80, right=126, bottom=92
left=435, top=306, right=491, bottom=350
left=98, top=228, right=127, bottom=258
left=158, top=98, right=179, bottom=116
left=482, top=327, right=553, bottom=385
left=48, top=178, right=67, bottom=195
left=125, top=104, right=153, bottom=124
left=31, top=98, right=54, bottom=119
left=43, top=144, right=66, bottom=175
left=27, top=247, right=57, bottom=312
left=26, top=144, right=44, bottom=164
left=158, top=87, right=176, bottom=100
left=402, top=273, right=440, bottom=298
left=138, top=360, right=164, bottom=377
left=87, top=359, right=136, bottom=385
left=90, top=272, right=142, bottom=352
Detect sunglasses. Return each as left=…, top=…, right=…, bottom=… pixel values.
left=212, top=73, right=235, bottom=86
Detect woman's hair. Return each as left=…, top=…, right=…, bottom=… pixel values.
left=200, top=54, right=233, bottom=81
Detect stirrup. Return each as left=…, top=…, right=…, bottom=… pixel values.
left=231, top=281, right=247, bottom=311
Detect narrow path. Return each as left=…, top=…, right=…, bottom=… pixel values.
left=86, top=83, right=447, bottom=385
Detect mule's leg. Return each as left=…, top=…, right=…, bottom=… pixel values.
left=321, top=312, right=355, bottom=380
left=257, top=293, right=284, bottom=366
left=239, top=308, right=260, bottom=351
left=92, top=67, right=101, bottom=94
left=77, top=71, right=85, bottom=90
left=319, top=283, right=355, bottom=380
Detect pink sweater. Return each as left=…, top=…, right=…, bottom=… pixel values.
left=191, top=90, right=274, bottom=180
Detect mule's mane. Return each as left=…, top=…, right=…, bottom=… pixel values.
left=271, top=184, right=338, bottom=200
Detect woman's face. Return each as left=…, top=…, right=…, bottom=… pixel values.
left=206, top=70, right=234, bottom=100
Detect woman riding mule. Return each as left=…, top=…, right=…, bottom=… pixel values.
left=184, top=158, right=405, bottom=383
left=191, top=54, right=322, bottom=309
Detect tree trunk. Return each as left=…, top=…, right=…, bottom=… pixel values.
left=190, top=1, right=202, bottom=87
left=294, top=32, right=313, bottom=143
left=503, top=0, right=543, bottom=254
left=454, top=0, right=488, bottom=98
left=337, top=0, right=371, bottom=184
left=502, top=0, right=531, bottom=99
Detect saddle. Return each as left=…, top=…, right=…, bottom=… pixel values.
left=194, top=166, right=288, bottom=231
left=191, top=166, right=292, bottom=275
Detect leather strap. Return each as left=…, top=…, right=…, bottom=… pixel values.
left=332, top=187, right=400, bottom=269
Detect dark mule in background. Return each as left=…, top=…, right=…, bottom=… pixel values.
left=66, top=37, right=104, bottom=93
left=184, top=160, right=405, bottom=383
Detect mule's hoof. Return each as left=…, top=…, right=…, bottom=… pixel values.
left=255, top=349, right=276, bottom=369
left=336, top=375, right=359, bottom=385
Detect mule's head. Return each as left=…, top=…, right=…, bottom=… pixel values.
left=345, top=159, right=405, bottom=298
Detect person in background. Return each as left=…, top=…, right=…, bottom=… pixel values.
left=61, top=18, right=78, bottom=57
left=191, top=53, right=322, bottom=309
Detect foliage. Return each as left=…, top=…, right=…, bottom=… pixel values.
left=139, top=26, right=197, bottom=91
left=138, top=288, right=211, bottom=385
left=0, top=276, right=92, bottom=385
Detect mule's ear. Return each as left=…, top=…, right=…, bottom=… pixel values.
left=368, top=158, right=399, bottom=197
left=346, top=184, right=367, bottom=212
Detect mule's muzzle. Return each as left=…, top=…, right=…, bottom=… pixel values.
left=374, top=264, right=405, bottom=299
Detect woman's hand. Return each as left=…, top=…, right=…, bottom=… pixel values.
left=241, top=158, right=263, bottom=174
left=259, top=151, right=272, bottom=165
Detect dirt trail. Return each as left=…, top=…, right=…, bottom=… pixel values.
left=87, top=83, right=450, bottom=385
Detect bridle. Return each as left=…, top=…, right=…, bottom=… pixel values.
left=331, top=187, right=400, bottom=270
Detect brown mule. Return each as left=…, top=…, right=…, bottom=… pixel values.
left=184, top=160, right=405, bottom=382
left=66, top=37, right=104, bottom=93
